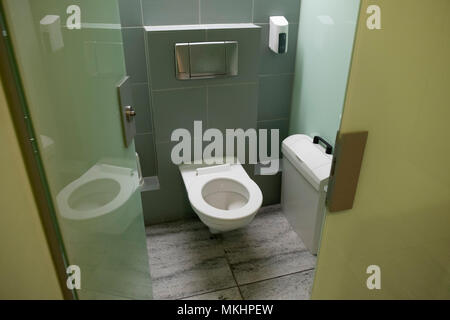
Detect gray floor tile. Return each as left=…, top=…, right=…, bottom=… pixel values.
left=230, top=250, right=316, bottom=286
left=145, top=206, right=317, bottom=300
left=182, top=287, right=242, bottom=300
left=254, top=203, right=281, bottom=215
left=240, top=270, right=315, bottom=300
left=82, top=290, right=132, bottom=300
left=146, top=219, right=236, bottom=299
left=221, top=210, right=316, bottom=285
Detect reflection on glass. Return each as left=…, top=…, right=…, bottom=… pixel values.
left=40, top=15, right=64, bottom=52
left=3, top=0, right=152, bottom=299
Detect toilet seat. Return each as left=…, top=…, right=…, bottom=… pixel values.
left=179, top=162, right=263, bottom=233
left=189, top=175, right=262, bottom=221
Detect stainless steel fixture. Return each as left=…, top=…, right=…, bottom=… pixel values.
left=125, top=106, right=137, bottom=121
left=117, top=76, right=136, bottom=147
left=175, top=41, right=238, bottom=80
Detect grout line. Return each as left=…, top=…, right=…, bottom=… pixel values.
left=152, top=86, right=207, bottom=92
left=151, top=81, right=258, bottom=93
left=130, top=81, right=149, bottom=86
left=219, top=234, right=245, bottom=299
left=258, top=72, right=295, bottom=78
left=206, top=86, right=209, bottom=128
left=222, top=246, right=245, bottom=300
left=136, top=131, right=153, bottom=136
left=121, top=26, right=144, bottom=29
left=140, top=6, right=159, bottom=175
left=207, top=81, right=258, bottom=88
left=251, top=0, right=255, bottom=23
left=198, top=0, right=202, bottom=24
left=257, top=117, right=290, bottom=123
left=176, top=285, right=239, bottom=300
left=150, top=77, right=292, bottom=93
left=255, top=22, right=299, bottom=26
left=119, top=23, right=302, bottom=30
left=155, top=140, right=171, bottom=145
left=139, top=0, right=145, bottom=26
left=237, top=268, right=316, bottom=289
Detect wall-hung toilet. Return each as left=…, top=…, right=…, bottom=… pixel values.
left=179, top=162, right=263, bottom=234
left=281, top=135, right=333, bottom=255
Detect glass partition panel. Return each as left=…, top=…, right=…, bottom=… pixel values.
left=289, top=0, right=361, bottom=146
left=2, top=0, right=152, bottom=299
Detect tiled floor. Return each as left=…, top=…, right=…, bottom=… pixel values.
left=146, top=205, right=316, bottom=300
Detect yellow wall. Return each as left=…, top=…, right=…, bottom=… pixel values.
left=0, top=80, right=63, bottom=299
left=313, top=0, right=450, bottom=299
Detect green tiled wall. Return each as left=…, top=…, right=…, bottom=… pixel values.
left=118, top=0, right=301, bottom=224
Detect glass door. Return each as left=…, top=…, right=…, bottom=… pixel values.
left=1, top=0, right=152, bottom=299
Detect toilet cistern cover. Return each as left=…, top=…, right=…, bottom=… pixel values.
left=282, top=134, right=333, bottom=190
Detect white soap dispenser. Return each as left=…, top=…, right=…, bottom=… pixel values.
left=269, top=16, right=289, bottom=54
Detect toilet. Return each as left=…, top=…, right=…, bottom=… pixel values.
left=179, top=161, right=263, bottom=234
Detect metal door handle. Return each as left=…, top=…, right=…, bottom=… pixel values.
left=125, top=106, right=136, bottom=121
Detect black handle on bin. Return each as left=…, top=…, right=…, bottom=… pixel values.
left=313, top=136, right=333, bottom=155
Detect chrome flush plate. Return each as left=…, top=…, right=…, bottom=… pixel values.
left=175, top=41, right=238, bottom=80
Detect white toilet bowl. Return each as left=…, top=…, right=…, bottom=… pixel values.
left=179, top=162, right=263, bottom=233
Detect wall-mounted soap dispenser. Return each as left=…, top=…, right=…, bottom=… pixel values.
left=269, top=16, right=289, bottom=54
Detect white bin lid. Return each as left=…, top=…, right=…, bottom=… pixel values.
left=281, top=134, right=333, bottom=190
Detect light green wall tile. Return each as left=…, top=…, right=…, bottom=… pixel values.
left=253, top=0, right=301, bottom=23
left=122, top=27, right=148, bottom=83
left=142, top=0, right=199, bottom=25
left=118, top=0, right=142, bottom=26
left=252, top=174, right=282, bottom=206
left=257, top=119, right=289, bottom=159
left=140, top=141, right=194, bottom=224
left=208, top=83, right=258, bottom=132
left=153, top=88, right=207, bottom=143
left=201, top=0, right=253, bottom=24
left=132, top=83, right=153, bottom=134
left=141, top=187, right=194, bottom=225
left=155, top=141, right=185, bottom=188
left=135, top=133, right=157, bottom=176
left=258, top=74, right=294, bottom=121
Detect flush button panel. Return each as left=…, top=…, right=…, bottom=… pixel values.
left=175, top=41, right=238, bottom=80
